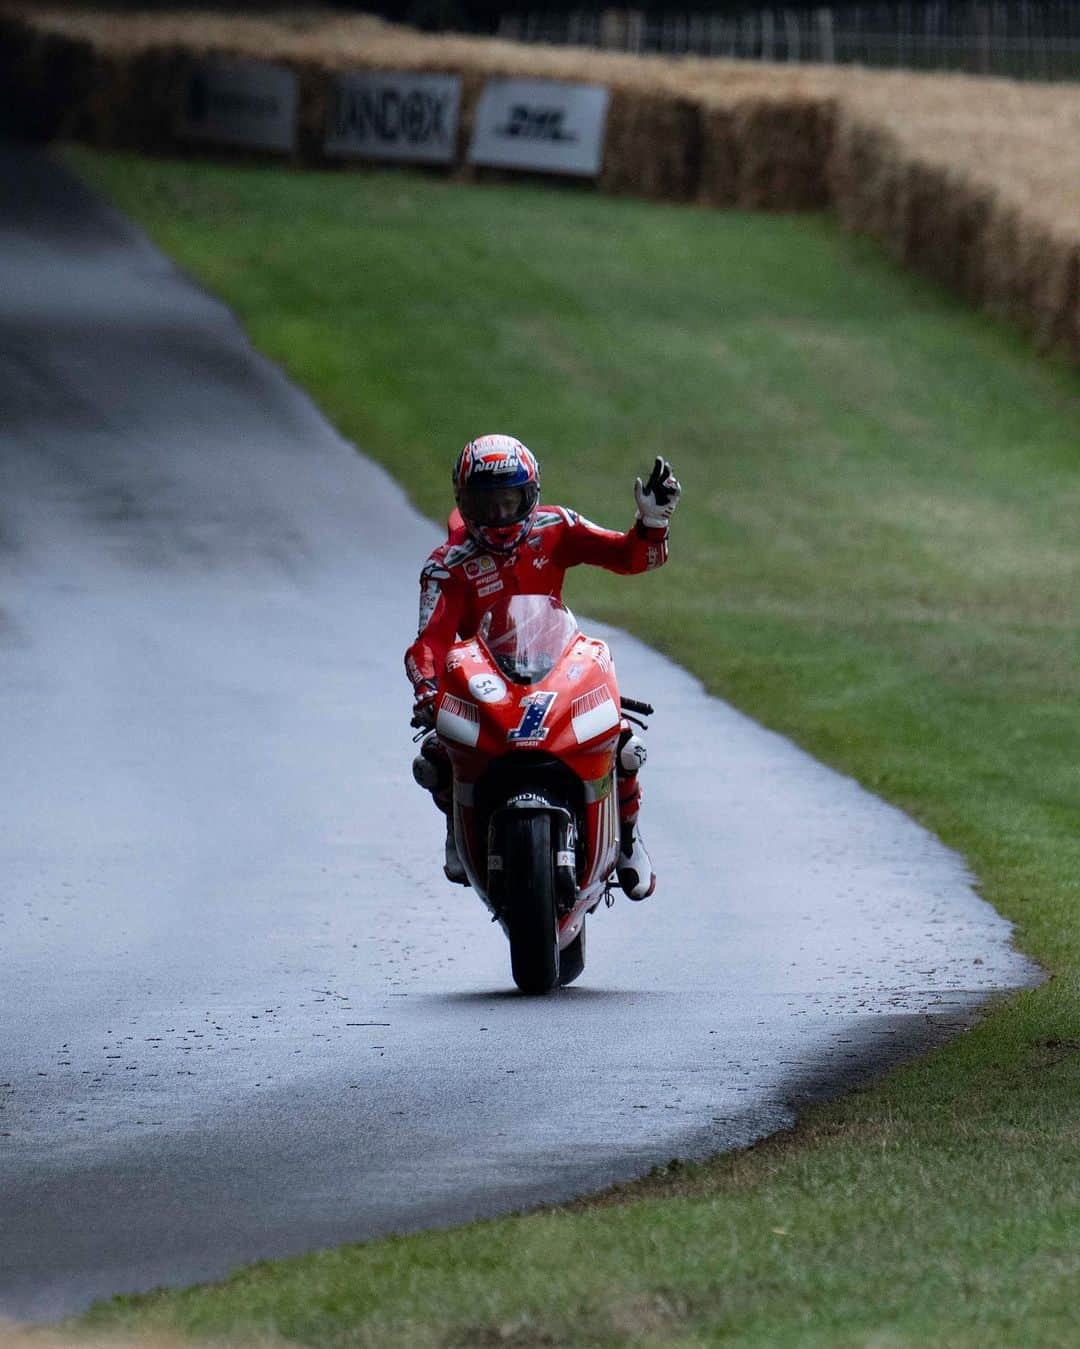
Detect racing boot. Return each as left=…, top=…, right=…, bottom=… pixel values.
left=616, top=729, right=654, bottom=899
left=444, top=815, right=469, bottom=886
left=617, top=818, right=656, bottom=901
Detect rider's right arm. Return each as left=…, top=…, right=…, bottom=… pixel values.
left=404, top=559, right=461, bottom=691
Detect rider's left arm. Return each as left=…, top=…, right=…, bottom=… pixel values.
left=553, top=510, right=669, bottom=575
left=553, top=459, right=680, bottom=575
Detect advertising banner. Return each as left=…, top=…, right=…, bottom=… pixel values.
left=325, top=71, right=461, bottom=165
left=176, top=59, right=297, bottom=153
left=467, top=80, right=610, bottom=178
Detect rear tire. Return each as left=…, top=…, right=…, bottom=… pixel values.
left=505, top=813, right=560, bottom=995
left=558, top=921, right=586, bottom=987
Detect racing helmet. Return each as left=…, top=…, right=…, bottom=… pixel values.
left=452, top=434, right=540, bottom=553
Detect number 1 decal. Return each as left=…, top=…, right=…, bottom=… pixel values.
left=507, top=691, right=557, bottom=742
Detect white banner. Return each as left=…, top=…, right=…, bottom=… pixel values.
left=468, top=80, right=609, bottom=178
left=176, top=59, right=297, bottom=153
left=325, top=71, right=461, bottom=165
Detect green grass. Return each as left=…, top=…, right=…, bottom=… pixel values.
left=64, top=150, right=1079, bottom=1347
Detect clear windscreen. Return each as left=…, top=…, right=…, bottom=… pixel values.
left=477, top=594, right=579, bottom=685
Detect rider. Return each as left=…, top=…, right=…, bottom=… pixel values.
left=405, top=434, right=681, bottom=899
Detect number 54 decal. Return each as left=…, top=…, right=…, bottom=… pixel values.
left=507, top=691, right=557, bottom=742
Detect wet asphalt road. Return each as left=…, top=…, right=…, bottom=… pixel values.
left=0, top=144, right=1038, bottom=1321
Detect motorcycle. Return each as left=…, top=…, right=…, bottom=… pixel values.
left=425, top=592, right=651, bottom=994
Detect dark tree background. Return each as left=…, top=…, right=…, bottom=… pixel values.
left=358, top=1, right=842, bottom=33
left=31, top=2, right=991, bottom=36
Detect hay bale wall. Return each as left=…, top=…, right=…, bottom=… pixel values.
left=6, top=4, right=1080, bottom=363
left=0, top=5, right=847, bottom=199
left=828, top=76, right=1080, bottom=362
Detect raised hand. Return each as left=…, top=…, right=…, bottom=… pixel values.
left=634, top=457, right=682, bottom=528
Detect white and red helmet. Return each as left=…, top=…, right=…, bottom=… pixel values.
left=453, top=434, right=541, bottom=553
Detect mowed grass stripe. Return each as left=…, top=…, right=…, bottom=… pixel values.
left=65, top=150, right=1079, bottom=1348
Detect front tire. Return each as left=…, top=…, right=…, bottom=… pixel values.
left=505, top=812, right=560, bottom=995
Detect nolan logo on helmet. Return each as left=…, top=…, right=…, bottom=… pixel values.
left=472, top=451, right=522, bottom=475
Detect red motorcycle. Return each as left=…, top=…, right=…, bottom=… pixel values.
left=430, top=593, right=651, bottom=994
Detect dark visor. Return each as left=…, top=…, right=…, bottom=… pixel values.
left=459, top=482, right=538, bottom=526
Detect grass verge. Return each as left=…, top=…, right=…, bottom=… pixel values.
left=63, top=150, right=1079, bottom=1347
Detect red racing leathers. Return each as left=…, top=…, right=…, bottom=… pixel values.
left=405, top=505, right=668, bottom=837
left=404, top=505, right=669, bottom=694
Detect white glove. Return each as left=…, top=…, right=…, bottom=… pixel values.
left=634, top=456, right=681, bottom=529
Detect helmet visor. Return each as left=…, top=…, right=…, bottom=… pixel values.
left=459, top=482, right=538, bottom=528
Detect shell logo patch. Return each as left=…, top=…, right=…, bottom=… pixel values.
left=464, top=555, right=498, bottom=580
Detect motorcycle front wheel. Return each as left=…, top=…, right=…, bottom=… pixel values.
left=505, top=812, right=560, bottom=995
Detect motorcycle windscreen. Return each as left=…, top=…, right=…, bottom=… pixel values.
left=477, top=594, right=579, bottom=685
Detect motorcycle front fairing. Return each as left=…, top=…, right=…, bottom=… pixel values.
left=435, top=595, right=622, bottom=942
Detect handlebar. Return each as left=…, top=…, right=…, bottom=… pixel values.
left=620, top=696, right=655, bottom=717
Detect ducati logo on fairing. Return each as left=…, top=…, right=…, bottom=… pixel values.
left=507, top=691, right=557, bottom=742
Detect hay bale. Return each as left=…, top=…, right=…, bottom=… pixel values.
left=78, top=48, right=176, bottom=151
left=941, top=178, right=995, bottom=306
left=445, top=70, right=495, bottom=183
left=732, top=96, right=835, bottom=210
left=1026, top=226, right=1080, bottom=355
left=828, top=113, right=903, bottom=244
left=895, top=158, right=960, bottom=283
left=982, top=200, right=1033, bottom=326
left=0, top=16, right=93, bottom=141
left=295, top=58, right=332, bottom=165
left=599, top=90, right=701, bottom=201
left=697, top=101, right=738, bottom=207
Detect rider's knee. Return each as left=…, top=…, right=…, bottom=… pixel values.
left=617, top=728, right=646, bottom=823
left=618, top=729, right=647, bottom=777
